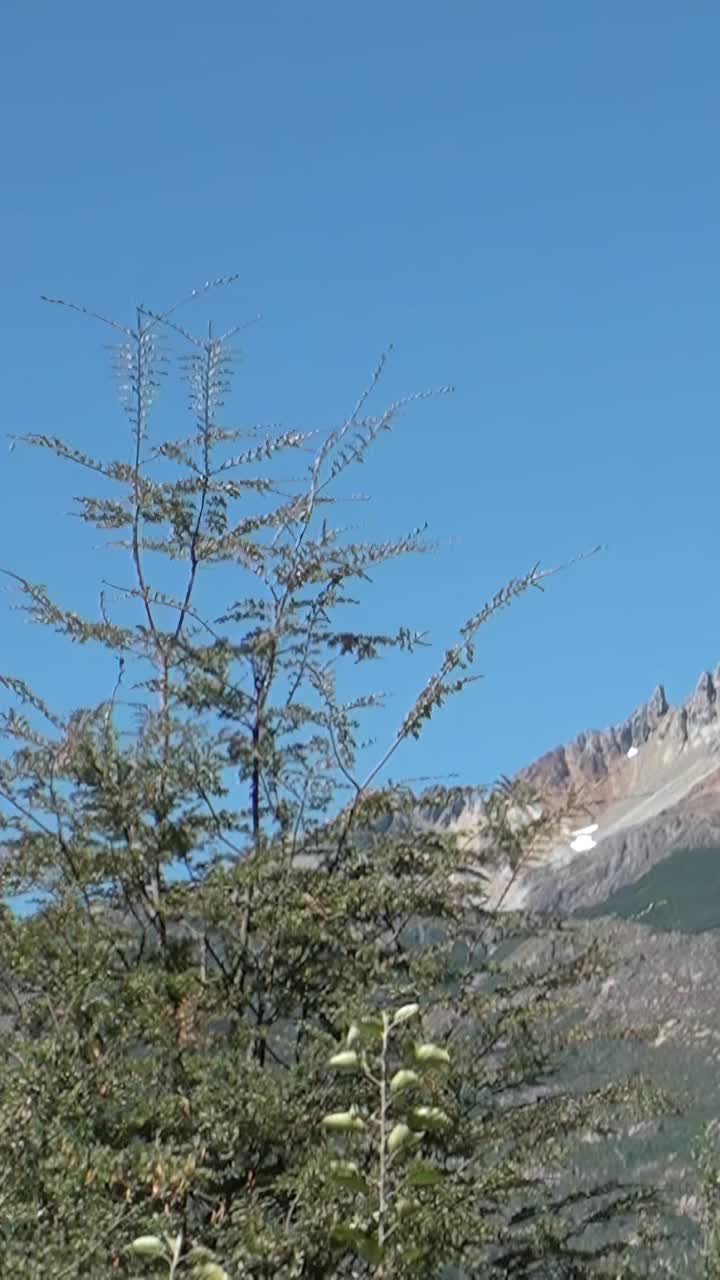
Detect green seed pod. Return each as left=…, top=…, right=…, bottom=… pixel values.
left=129, top=1236, right=168, bottom=1260
left=392, top=1002, right=420, bottom=1026
left=193, top=1265, right=229, bottom=1280
left=410, top=1105, right=448, bottom=1130
left=413, top=1042, right=451, bottom=1067
left=322, top=1110, right=367, bottom=1133
left=328, top=1049, right=360, bottom=1070
left=390, top=1068, right=420, bottom=1094
left=387, top=1122, right=413, bottom=1154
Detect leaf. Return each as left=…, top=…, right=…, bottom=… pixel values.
left=330, top=1223, right=364, bottom=1248
left=406, top=1162, right=443, bottom=1188
left=356, top=1231, right=384, bottom=1265
left=327, top=1160, right=369, bottom=1194
left=358, top=1016, right=385, bottom=1041
left=330, top=1224, right=384, bottom=1265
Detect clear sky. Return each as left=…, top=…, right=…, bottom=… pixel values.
left=2, top=2, right=719, bottom=790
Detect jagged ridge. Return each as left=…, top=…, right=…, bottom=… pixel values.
left=520, top=664, right=720, bottom=802
left=421, top=663, right=720, bottom=915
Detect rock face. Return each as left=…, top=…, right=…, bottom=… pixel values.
left=519, top=675, right=710, bottom=801
left=424, top=664, right=720, bottom=915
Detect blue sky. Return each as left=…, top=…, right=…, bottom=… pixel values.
left=2, top=1, right=719, bottom=790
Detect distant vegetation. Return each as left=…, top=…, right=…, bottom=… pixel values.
left=581, top=845, right=720, bottom=934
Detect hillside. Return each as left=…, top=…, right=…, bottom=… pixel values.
left=407, top=665, right=720, bottom=1270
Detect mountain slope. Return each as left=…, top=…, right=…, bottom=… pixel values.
left=431, top=664, right=720, bottom=915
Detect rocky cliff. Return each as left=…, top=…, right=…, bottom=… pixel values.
left=424, top=664, right=720, bottom=915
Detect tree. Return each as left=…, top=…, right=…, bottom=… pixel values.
left=0, top=280, right=677, bottom=1277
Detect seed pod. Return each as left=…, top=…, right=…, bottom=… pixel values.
left=328, top=1049, right=360, bottom=1070
left=387, top=1123, right=413, bottom=1154
left=390, top=1068, right=420, bottom=1094
left=322, top=1110, right=366, bottom=1134
left=392, top=1003, right=420, bottom=1026
left=410, top=1105, right=448, bottom=1131
left=129, top=1236, right=167, bottom=1260
left=413, top=1042, right=450, bottom=1067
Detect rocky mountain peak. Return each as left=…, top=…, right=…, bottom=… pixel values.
left=422, top=661, right=720, bottom=917
left=506, top=662, right=720, bottom=914
left=687, top=669, right=717, bottom=731
left=516, top=666, right=720, bottom=811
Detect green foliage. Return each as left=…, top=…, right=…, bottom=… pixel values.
left=0, top=280, right=680, bottom=1277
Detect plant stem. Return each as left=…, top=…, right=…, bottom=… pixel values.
left=376, top=1013, right=390, bottom=1278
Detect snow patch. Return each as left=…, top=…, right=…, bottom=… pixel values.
left=569, top=821, right=599, bottom=854
left=627, top=746, right=639, bottom=759
left=570, top=833, right=597, bottom=854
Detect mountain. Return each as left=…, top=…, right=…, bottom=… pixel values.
left=425, top=663, right=720, bottom=917
left=408, top=664, right=720, bottom=1268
